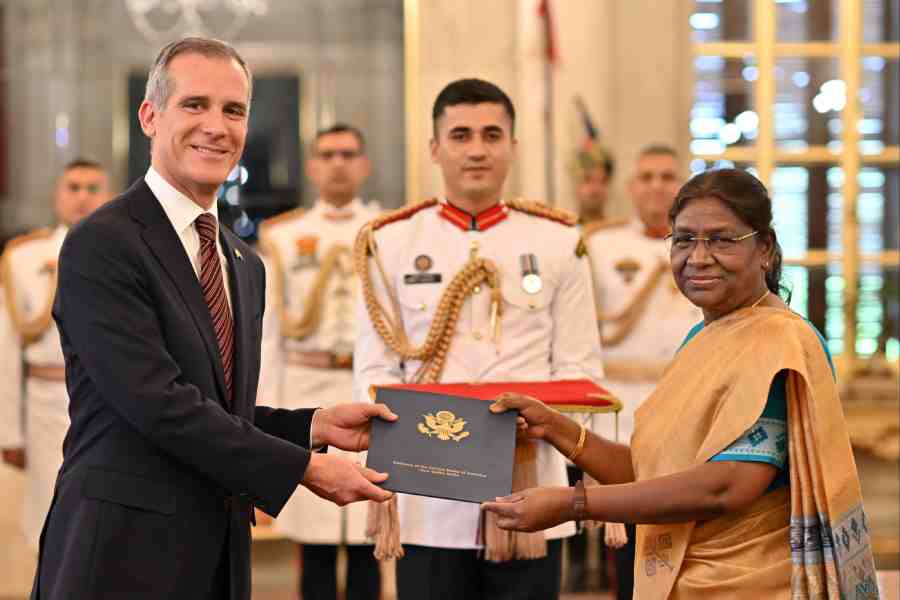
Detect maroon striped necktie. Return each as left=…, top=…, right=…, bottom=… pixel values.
left=195, top=213, right=234, bottom=403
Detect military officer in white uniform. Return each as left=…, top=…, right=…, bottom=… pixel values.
left=584, top=144, right=701, bottom=600
left=0, top=159, right=111, bottom=551
left=354, top=79, right=604, bottom=600
left=258, top=124, right=381, bottom=600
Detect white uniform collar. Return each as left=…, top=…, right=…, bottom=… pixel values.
left=145, top=166, right=220, bottom=237
left=317, top=197, right=361, bottom=220
left=630, top=217, right=669, bottom=241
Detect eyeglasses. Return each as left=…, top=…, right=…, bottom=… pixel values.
left=665, top=230, right=759, bottom=255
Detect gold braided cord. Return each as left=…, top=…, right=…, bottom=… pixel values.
left=0, top=229, right=55, bottom=346
left=260, top=234, right=353, bottom=340
left=353, top=200, right=504, bottom=383
left=256, top=209, right=303, bottom=338
left=283, top=243, right=353, bottom=340
left=596, top=260, right=670, bottom=347
left=505, top=197, right=578, bottom=227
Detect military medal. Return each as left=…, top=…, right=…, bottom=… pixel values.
left=520, top=254, right=543, bottom=294
left=414, top=254, right=433, bottom=272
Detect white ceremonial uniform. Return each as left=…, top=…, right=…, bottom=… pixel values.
left=0, top=225, right=69, bottom=551
left=259, top=198, right=380, bottom=545
left=585, top=218, right=702, bottom=443
left=354, top=200, right=604, bottom=549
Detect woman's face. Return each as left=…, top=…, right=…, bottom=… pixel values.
left=670, top=196, right=772, bottom=321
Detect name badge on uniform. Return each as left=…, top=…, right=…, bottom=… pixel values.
left=405, top=254, right=441, bottom=284
left=520, top=254, right=543, bottom=295
left=404, top=273, right=442, bottom=285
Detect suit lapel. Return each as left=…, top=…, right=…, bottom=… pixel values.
left=128, top=181, right=231, bottom=409
left=219, top=231, right=253, bottom=418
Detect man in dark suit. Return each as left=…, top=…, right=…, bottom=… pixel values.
left=31, top=37, right=394, bottom=600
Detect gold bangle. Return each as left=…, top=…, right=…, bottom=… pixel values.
left=567, top=423, right=587, bottom=461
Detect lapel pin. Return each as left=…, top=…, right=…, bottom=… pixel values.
left=235, top=248, right=243, bottom=261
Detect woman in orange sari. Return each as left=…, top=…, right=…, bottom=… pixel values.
left=483, top=169, right=878, bottom=599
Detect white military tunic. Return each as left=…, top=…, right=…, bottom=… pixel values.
left=0, top=225, right=70, bottom=551
left=354, top=200, right=604, bottom=549
left=585, top=219, right=702, bottom=443
left=259, top=198, right=380, bottom=545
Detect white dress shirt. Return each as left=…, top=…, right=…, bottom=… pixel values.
left=144, top=166, right=232, bottom=311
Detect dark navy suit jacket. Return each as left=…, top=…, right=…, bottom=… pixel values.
left=31, top=179, right=315, bottom=600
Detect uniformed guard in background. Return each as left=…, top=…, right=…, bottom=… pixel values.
left=354, top=78, right=604, bottom=600
left=584, top=144, right=702, bottom=600
left=258, top=124, right=381, bottom=600
left=0, top=158, right=111, bottom=551
left=570, top=96, right=614, bottom=226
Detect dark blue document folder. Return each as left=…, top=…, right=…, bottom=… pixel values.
left=367, top=387, right=518, bottom=503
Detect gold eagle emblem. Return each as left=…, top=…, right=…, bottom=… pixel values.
left=417, top=410, right=470, bottom=442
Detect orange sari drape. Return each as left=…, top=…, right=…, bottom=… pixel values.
left=630, top=307, right=878, bottom=599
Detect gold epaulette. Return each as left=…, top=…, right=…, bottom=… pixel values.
left=1, top=227, right=55, bottom=345
left=582, top=216, right=629, bottom=239
left=257, top=208, right=306, bottom=259
left=3, top=228, right=53, bottom=255
left=1, top=228, right=54, bottom=278
left=367, top=198, right=439, bottom=232
left=506, top=198, right=578, bottom=227
left=258, top=207, right=306, bottom=236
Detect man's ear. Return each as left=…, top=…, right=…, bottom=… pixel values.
left=429, top=138, right=439, bottom=164
left=138, top=100, right=158, bottom=138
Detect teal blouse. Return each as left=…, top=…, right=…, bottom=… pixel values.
left=678, top=317, right=834, bottom=491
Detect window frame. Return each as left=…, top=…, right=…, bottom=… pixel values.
left=692, top=0, right=900, bottom=376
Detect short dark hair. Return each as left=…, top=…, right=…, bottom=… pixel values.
left=63, top=158, right=105, bottom=173
left=432, top=78, right=516, bottom=137
left=313, top=123, right=366, bottom=154
left=638, top=144, right=679, bottom=160
left=670, top=168, right=785, bottom=298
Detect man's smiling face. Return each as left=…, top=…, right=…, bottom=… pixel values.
left=430, top=102, right=516, bottom=206
left=139, top=52, right=250, bottom=204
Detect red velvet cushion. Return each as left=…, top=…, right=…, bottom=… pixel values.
left=377, top=379, right=619, bottom=412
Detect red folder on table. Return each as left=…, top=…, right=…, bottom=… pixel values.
left=372, top=379, right=621, bottom=414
